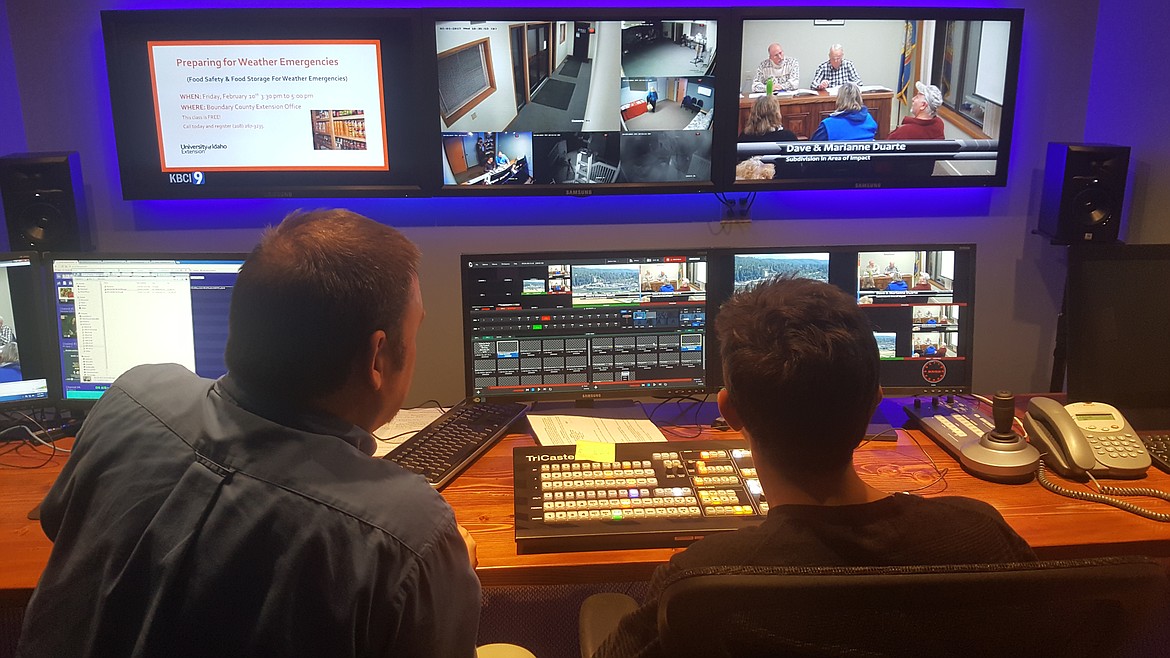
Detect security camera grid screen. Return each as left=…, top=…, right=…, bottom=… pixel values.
left=437, top=18, right=716, bottom=187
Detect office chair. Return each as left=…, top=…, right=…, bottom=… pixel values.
left=579, top=557, right=1168, bottom=658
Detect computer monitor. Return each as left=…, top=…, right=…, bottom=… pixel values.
left=707, top=244, right=976, bottom=397
left=728, top=7, right=1022, bottom=191
left=432, top=10, right=724, bottom=196
left=1066, top=244, right=1170, bottom=429
left=101, top=9, right=432, bottom=199
left=50, top=255, right=245, bottom=403
left=462, top=250, right=710, bottom=402
left=0, top=253, right=52, bottom=407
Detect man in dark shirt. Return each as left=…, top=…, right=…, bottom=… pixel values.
left=19, top=210, right=482, bottom=657
left=593, top=276, right=1035, bottom=658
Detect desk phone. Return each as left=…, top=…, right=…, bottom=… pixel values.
left=1024, top=398, right=1150, bottom=479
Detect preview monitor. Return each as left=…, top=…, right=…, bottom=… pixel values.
left=0, top=253, right=52, bottom=407
left=729, top=7, right=1022, bottom=190
left=1066, top=244, right=1170, bottom=429
left=432, top=11, right=724, bottom=195
left=707, top=244, right=976, bottom=396
left=462, top=250, right=710, bottom=401
left=101, top=9, right=433, bottom=199
left=51, top=255, right=245, bottom=402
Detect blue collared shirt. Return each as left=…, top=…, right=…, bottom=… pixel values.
left=20, top=364, right=480, bottom=658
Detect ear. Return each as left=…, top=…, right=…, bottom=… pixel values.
left=367, top=329, right=390, bottom=390
left=716, top=388, right=745, bottom=431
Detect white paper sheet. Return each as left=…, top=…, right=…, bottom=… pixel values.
left=372, top=407, right=445, bottom=458
left=527, top=406, right=667, bottom=446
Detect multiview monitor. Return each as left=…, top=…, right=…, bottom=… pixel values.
left=101, top=9, right=432, bottom=199
left=433, top=11, right=723, bottom=195
left=730, top=7, right=1022, bottom=190
left=51, top=255, right=245, bottom=402
left=462, top=250, right=710, bottom=402
left=706, top=244, right=976, bottom=396
left=0, top=253, right=52, bottom=407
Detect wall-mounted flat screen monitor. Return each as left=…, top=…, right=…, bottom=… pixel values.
left=101, top=9, right=432, bottom=199
left=0, top=253, right=52, bottom=407
left=1066, top=244, right=1170, bottom=429
left=729, top=7, right=1022, bottom=190
left=706, top=244, right=976, bottom=396
left=50, top=255, right=245, bottom=403
left=432, top=11, right=724, bottom=196
left=462, top=250, right=710, bottom=401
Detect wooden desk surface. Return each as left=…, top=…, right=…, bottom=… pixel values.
left=6, top=418, right=1170, bottom=600
left=0, top=439, right=71, bottom=606
left=447, top=422, right=1170, bottom=587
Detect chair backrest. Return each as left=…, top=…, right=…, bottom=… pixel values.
left=656, top=557, right=1169, bottom=658
left=589, top=162, right=619, bottom=184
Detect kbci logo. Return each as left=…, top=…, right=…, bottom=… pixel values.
left=167, top=172, right=205, bottom=185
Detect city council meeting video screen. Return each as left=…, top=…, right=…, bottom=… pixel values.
left=708, top=244, right=975, bottom=395
left=51, top=256, right=245, bottom=401
left=731, top=8, right=1021, bottom=190
left=463, top=250, right=709, bottom=401
left=102, top=9, right=432, bottom=199
left=435, top=13, right=720, bottom=194
left=0, top=254, right=51, bottom=407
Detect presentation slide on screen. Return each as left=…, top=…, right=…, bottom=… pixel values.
left=149, top=40, right=388, bottom=171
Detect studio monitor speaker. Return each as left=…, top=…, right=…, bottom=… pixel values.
left=1037, top=142, right=1130, bottom=245
left=0, top=151, right=92, bottom=252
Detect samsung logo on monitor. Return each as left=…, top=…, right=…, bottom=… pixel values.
left=565, top=189, right=593, bottom=197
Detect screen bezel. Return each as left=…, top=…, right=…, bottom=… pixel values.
left=705, top=243, right=977, bottom=397
left=47, top=252, right=248, bottom=408
left=461, top=249, right=713, bottom=402
left=426, top=7, right=729, bottom=198
left=723, top=6, right=1023, bottom=192
left=0, top=252, right=54, bottom=410
left=101, top=8, right=434, bottom=200
left=1066, top=243, right=1170, bottom=418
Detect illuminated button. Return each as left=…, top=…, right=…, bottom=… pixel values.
left=544, top=512, right=556, bottom=523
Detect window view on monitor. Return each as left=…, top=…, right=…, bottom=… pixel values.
left=101, top=9, right=429, bottom=199
left=436, top=16, right=717, bottom=191
left=463, top=251, right=709, bottom=401
left=722, top=245, right=975, bottom=394
left=733, top=9, right=1019, bottom=189
left=0, top=254, right=50, bottom=406
left=52, top=257, right=244, bottom=401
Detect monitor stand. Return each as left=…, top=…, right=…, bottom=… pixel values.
left=865, top=397, right=910, bottom=441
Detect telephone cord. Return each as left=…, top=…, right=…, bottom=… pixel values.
left=1036, top=462, right=1170, bottom=522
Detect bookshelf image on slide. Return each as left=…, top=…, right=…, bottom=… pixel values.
left=311, top=109, right=368, bottom=151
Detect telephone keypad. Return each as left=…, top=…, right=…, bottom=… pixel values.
left=1085, top=433, right=1146, bottom=460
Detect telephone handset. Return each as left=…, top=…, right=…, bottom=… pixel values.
left=1023, top=398, right=1150, bottom=479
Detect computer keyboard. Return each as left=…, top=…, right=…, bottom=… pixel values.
left=1140, top=434, right=1170, bottom=473
left=383, top=399, right=530, bottom=489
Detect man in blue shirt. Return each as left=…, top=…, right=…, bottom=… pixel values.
left=19, top=210, right=482, bottom=658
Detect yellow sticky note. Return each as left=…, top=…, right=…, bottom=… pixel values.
left=575, top=440, right=616, bottom=464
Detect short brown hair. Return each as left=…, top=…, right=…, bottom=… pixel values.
left=715, top=276, right=879, bottom=475
left=224, top=209, right=420, bottom=404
